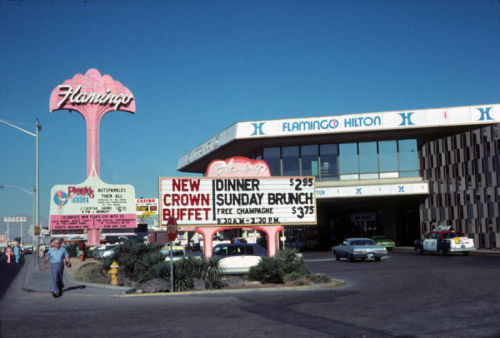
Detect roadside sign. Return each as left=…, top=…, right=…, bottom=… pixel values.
left=167, top=217, right=178, bottom=242
left=159, top=177, right=316, bottom=227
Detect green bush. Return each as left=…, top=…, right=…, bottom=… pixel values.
left=276, top=248, right=309, bottom=277
left=110, top=240, right=163, bottom=281
left=248, top=256, right=283, bottom=284
left=202, top=257, right=224, bottom=289
left=284, top=271, right=303, bottom=282
left=65, top=243, right=78, bottom=257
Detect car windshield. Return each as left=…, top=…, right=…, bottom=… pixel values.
left=443, top=232, right=466, bottom=239
left=351, top=240, right=375, bottom=246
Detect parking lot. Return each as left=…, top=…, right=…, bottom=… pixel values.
left=302, top=250, right=500, bottom=337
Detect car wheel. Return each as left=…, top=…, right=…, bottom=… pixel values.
left=375, top=257, right=381, bottom=262
left=439, top=248, right=447, bottom=256
left=415, top=247, right=424, bottom=255
left=348, top=254, right=355, bottom=263
left=462, top=251, right=469, bottom=256
left=333, top=251, right=340, bottom=261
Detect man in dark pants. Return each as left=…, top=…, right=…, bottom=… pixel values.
left=43, top=239, right=71, bottom=297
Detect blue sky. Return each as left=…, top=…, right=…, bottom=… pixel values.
left=0, top=0, right=499, bottom=238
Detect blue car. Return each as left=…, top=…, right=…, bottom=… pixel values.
left=332, top=238, right=388, bottom=262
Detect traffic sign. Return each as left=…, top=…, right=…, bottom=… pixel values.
left=34, top=226, right=41, bottom=235
left=167, top=217, right=178, bottom=242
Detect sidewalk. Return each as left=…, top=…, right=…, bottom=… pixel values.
left=23, top=255, right=133, bottom=296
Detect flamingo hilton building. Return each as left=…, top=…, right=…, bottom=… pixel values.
left=177, top=104, right=500, bottom=250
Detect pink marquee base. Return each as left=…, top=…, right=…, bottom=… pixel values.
left=196, top=225, right=284, bottom=258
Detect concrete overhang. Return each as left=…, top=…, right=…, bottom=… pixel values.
left=178, top=103, right=500, bottom=173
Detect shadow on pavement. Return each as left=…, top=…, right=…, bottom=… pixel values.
left=63, top=285, right=87, bottom=293
left=0, top=255, right=26, bottom=300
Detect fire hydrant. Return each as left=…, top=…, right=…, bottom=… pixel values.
left=109, top=261, right=119, bottom=286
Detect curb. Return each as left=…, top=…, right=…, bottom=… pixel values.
left=65, top=275, right=136, bottom=294
left=22, top=255, right=135, bottom=295
left=121, top=279, right=346, bottom=298
left=393, top=247, right=500, bottom=256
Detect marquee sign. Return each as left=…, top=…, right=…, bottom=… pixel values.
left=48, top=69, right=137, bottom=243
left=3, top=217, right=28, bottom=222
left=159, top=177, right=316, bottom=226
left=50, top=173, right=136, bottom=231
left=136, top=198, right=158, bottom=218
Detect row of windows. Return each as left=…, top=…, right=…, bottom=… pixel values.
left=255, top=139, right=420, bottom=180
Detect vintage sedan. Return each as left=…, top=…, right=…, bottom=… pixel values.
left=371, top=235, right=396, bottom=251
left=414, top=226, right=475, bottom=256
left=213, top=243, right=267, bottom=274
left=332, top=238, right=388, bottom=262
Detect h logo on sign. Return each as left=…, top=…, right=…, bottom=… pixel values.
left=251, top=122, right=265, bottom=136
left=398, top=112, right=415, bottom=126
left=477, top=107, right=493, bottom=121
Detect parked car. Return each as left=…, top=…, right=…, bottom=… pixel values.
left=332, top=238, right=388, bottom=262
left=371, top=236, right=395, bottom=251
left=92, top=244, right=120, bottom=260
left=415, top=226, right=475, bottom=256
left=213, top=243, right=268, bottom=274
left=160, top=243, right=185, bottom=257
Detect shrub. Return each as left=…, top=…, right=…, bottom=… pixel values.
left=202, top=257, right=224, bottom=289
left=248, top=257, right=283, bottom=284
left=173, top=258, right=196, bottom=291
left=65, top=243, right=78, bottom=257
left=276, top=248, right=309, bottom=278
left=110, top=240, right=163, bottom=281
left=284, top=271, right=303, bottom=282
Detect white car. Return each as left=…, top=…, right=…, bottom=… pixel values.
left=213, top=243, right=267, bottom=274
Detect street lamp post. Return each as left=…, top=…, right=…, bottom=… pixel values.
left=0, top=185, right=35, bottom=245
left=0, top=118, right=41, bottom=264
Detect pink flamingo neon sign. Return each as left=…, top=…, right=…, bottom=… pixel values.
left=49, top=68, right=136, bottom=178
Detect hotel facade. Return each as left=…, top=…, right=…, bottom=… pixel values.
left=177, top=104, right=500, bottom=250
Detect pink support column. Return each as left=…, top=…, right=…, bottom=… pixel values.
left=196, top=227, right=219, bottom=258
left=258, top=225, right=283, bottom=257
left=196, top=225, right=284, bottom=258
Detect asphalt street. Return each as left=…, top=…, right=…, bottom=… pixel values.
left=1, top=252, right=500, bottom=338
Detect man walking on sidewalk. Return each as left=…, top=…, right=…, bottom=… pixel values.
left=43, top=239, right=71, bottom=297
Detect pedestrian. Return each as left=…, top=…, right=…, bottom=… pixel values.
left=13, top=244, right=20, bottom=263
left=6, top=245, right=12, bottom=264
left=39, top=243, right=46, bottom=258
left=43, top=239, right=71, bottom=297
left=78, top=241, right=86, bottom=262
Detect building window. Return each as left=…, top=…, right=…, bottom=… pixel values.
left=319, top=144, right=339, bottom=181
left=399, top=139, right=419, bottom=177
left=263, top=147, right=281, bottom=176
left=282, top=146, right=300, bottom=176
left=359, top=141, right=378, bottom=179
left=301, top=145, right=319, bottom=177
left=339, top=143, right=358, bottom=180
left=379, top=140, right=398, bottom=178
